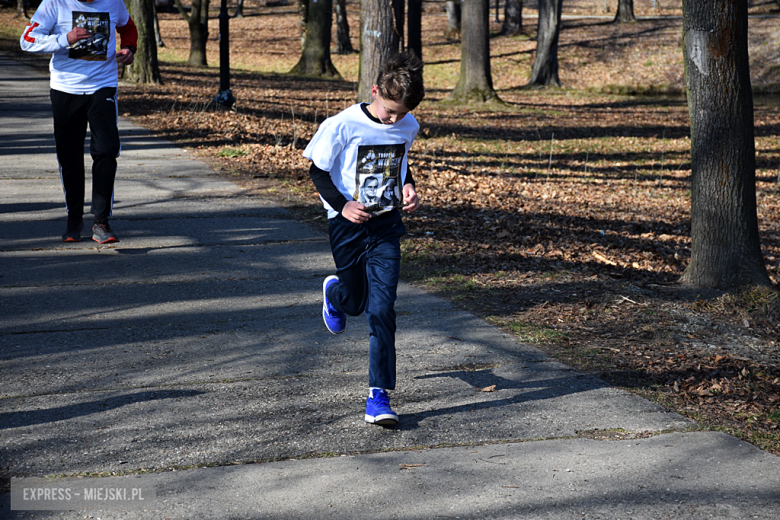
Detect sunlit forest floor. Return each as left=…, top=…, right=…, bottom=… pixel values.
left=1, top=0, right=779, bottom=452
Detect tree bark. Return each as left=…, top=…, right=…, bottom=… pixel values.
left=407, top=0, right=423, bottom=58
left=153, top=2, right=165, bottom=47
left=234, top=0, right=245, bottom=18
left=357, top=0, right=398, bottom=102
left=527, top=0, right=562, bottom=87
left=613, top=0, right=635, bottom=23
left=501, top=0, right=522, bottom=35
left=290, top=0, right=340, bottom=77
left=450, top=0, right=499, bottom=102
left=123, top=0, right=162, bottom=83
left=680, top=0, right=771, bottom=289
left=174, top=0, right=209, bottom=67
left=335, top=0, right=355, bottom=54
left=444, top=0, right=461, bottom=39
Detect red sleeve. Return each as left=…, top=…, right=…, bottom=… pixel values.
left=117, top=16, right=138, bottom=50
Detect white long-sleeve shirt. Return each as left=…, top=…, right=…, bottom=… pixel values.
left=20, top=0, right=131, bottom=94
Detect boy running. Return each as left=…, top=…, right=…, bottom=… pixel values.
left=304, top=52, right=424, bottom=426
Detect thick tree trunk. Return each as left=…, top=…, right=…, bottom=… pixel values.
left=680, top=0, right=771, bottom=289
left=357, top=0, right=398, bottom=102
left=153, top=2, right=165, bottom=47
left=290, top=0, right=340, bottom=77
left=527, top=0, right=562, bottom=87
left=234, top=0, right=244, bottom=18
left=450, top=0, right=498, bottom=102
left=407, top=0, right=422, bottom=58
left=444, top=0, right=461, bottom=39
left=123, top=0, right=162, bottom=83
left=501, top=0, right=522, bottom=35
left=175, top=0, right=209, bottom=67
left=613, top=0, right=635, bottom=23
left=335, top=0, right=355, bottom=54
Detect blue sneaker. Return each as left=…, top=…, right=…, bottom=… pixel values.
left=322, top=275, right=346, bottom=334
left=365, top=389, right=398, bottom=426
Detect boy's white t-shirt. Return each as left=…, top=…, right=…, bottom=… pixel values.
left=20, top=0, right=130, bottom=94
left=303, top=104, right=419, bottom=219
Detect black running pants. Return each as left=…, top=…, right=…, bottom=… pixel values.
left=51, top=87, right=120, bottom=221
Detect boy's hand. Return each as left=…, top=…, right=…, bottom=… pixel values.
left=342, top=201, right=371, bottom=223
left=402, top=183, right=419, bottom=212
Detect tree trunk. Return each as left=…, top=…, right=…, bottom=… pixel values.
left=234, top=0, right=244, bottom=18
left=450, top=0, right=499, bottom=102
left=290, top=0, right=340, bottom=77
left=15, top=0, right=29, bottom=19
left=123, top=0, right=162, bottom=83
left=680, top=0, right=771, bottom=289
left=335, top=0, right=355, bottom=54
left=444, top=0, right=461, bottom=39
left=153, top=2, right=165, bottom=47
left=527, top=0, right=562, bottom=87
left=175, top=0, right=209, bottom=67
left=392, top=0, right=404, bottom=50
left=613, top=0, right=635, bottom=23
left=407, top=0, right=422, bottom=58
left=357, top=0, right=398, bottom=102
left=501, top=0, right=522, bottom=35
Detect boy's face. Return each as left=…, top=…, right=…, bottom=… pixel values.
left=369, top=85, right=410, bottom=125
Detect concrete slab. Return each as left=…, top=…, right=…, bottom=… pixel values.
left=3, top=433, right=779, bottom=519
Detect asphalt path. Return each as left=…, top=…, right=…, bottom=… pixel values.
left=0, top=54, right=778, bottom=519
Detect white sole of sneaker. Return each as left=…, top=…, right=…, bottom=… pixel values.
left=365, top=414, right=399, bottom=425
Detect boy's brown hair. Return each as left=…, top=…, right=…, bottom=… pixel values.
left=375, top=51, right=425, bottom=111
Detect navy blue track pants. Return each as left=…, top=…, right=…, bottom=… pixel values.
left=51, top=87, right=120, bottom=221
left=326, top=210, right=406, bottom=390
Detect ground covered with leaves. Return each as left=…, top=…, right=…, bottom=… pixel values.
left=2, top=0, right=779, bottom=453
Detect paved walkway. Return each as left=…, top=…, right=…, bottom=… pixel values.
left=0, top=54, right=778, bottom=519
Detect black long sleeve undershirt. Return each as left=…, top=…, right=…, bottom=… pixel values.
left=308, top=103, right=416, bottom=214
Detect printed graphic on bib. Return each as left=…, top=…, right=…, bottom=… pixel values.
left=69, top=12, right=110, bottom=61
left=355, top=144, right=405, bottom=214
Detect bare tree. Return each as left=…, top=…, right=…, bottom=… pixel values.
left=407, top=0, right=423, bottom=58
left=614, top=0, right=635, bottom=23
left=234, top=0, right=245, bottom=18
left=680, top=0, right=771, bottom=288
left=123, top=0, right=162, bottom=83
left=444, top=0, right=461, bottom=39
left=357, top=0, right=398, bottom=102
left=290, top=0, right=340, bottom=77
left=527, top=0, right=562, bottom=86
left=501, top=0, right=522, bottom=35
left=15, top=0, right=30, bottom=19
left=335, top=0, right=355, bottom=54
left=392, top=0, right=404, bottom=49
left=174, top=0, right=210, bottom=67
left=153, top=2, right=165, bottom=47
left=451, top=0, right=499, bottom=102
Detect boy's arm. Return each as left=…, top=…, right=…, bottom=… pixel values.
left=309, top=163, right=348, bottom=213
left=309, top=163, right=372, bottom=223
